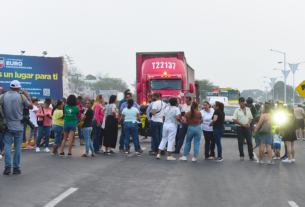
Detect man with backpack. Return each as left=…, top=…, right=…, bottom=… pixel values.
left=0, top=80, right=33, bottom=175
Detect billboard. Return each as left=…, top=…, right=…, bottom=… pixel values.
left=0, top=54, right=63, bottom=99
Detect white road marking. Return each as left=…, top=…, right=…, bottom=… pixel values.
left=288, top=201, right=299, bottom=207
left=44, top=188, right=78, bottom=207
left=253, top=152, right=259, bottom=163
left=128, top=147, right=146, bottom=156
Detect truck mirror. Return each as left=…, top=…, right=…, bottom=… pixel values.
left=189, top=83, right=194, bottom=93
left=137, top=83, right=141, bottom=93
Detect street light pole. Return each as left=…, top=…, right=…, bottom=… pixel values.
left=263, top=76, right=282, bottom=102
left=270, top=49, right=287, bottom=104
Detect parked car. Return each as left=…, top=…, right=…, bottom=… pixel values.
left=223, top=105, right=238, bottom=136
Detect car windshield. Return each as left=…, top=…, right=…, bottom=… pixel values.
left=219, top=90, right=239, bottom=101
left=150, top=79, right=181, bottom=90
left=224, top=106, right=237, bottom=116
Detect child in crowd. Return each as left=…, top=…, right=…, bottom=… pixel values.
left=273, top=127, right=282, bottom=160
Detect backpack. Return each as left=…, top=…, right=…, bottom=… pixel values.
left=0, top=93, right=25, bottom=133
left=0, top=95, right=7, bottom=133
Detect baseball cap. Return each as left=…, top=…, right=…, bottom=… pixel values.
left=44, top=97, right=52, bottom=104
left=239, top=97, right=245, bottom=102
left=31, top=97, right=40, bottom=102
left=10, top=80, right=22, bottom=88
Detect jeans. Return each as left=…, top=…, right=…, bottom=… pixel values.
left=92, top=119, right=102, bottom=152
left=0, top=132, right=4, bottom=152
left=124, top=122, right=139, bottom=152
left=52, top=124, right=63, bottom=146
left=175, top=123, right=189, bottom=152
left=23, top=115, right=28, bottom=142
left=4, top=129, right=23, bottom=168
left=119, top=120, right=125, bottom=150
left=236, top=127, right=253, bottom=158
left=74, top=118, right=83, bottom=140
left=83, top=127, right=94, bottom=155
left=183, top=125, right=202, bottom=157
left=213, top=129, right=224, bottom=158
left=203, top=130, right=215, bottom=158
left=36, top=126, right=51, bottom=148
left=151, top=121, right=163, bottom=152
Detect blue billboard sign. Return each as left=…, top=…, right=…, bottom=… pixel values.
left=0, top=54, right=63, bottom=99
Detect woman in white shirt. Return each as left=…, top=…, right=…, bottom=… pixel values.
left=157, top=98, right=181, bottom=160
left=201, top=101, right=215, bottom=160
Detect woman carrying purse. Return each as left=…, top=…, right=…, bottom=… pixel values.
left=252, top=103, right=274, bottom=165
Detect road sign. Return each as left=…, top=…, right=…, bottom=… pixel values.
left=295, top=80, right=305, bottom=98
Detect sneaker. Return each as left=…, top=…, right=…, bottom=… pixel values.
left=167, top=156, right=176, bottom=161
left=136, top=152, right=141, bottom=157
left=59, top=152, right=65, bottom=156
left=206, top=156, right=215, bottom=160
left=33, top=145, right=37, bottom=149
left=240, top=156, right=244, bottom=161
left=44, top=147, right=50, bottom=153
left=26, top=145, right=34, bottom=149
left=103, top=152, right=108, bottom=155
left=291, top=159, right=295, bottom=163
left=268, top=160, right=275, bottom=165
left=280, top=155, right=288, bottom=159
left=3, top=167, right=11, bottom=175
left=35, top=147, right=40, bottom=152
left=156, top=154, right=161, bottom=159
left=124, top=152, right=129, bottom=156
left=282, top=158, right=291, bottom=163
left=52, top=151, right=59, bottom=156
left=80, top=139, right=85, bottom=146
left=13, top=168, right=21, bottom=174
left=213, top=158, right=223, bottom=163
left=249, top=157, right=257, bottom=161
left=192, top=157, right=197, bottom=162
left=68, top=153, right=72, bottom=157
left=297, top=137, right=300, bottom=140
left=107, top=150, right=116, bottom=155
left=179, top=156, right=187, bottom=161
left=259, top=160, right=264, bottom=164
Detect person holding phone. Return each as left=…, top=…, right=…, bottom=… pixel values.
left=36, top=97, right=53, bottom=153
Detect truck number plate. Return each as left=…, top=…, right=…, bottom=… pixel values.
left=152, top=62, right=176, bottom=69
left=225, top=127, right=231, bottom=130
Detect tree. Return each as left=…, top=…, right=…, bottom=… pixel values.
left=271, top=81, right=302, bottom=103
left=241, top=89, right=265, bottom=102
left=196, top=79, right=219, bottom=100
left=68, top=66, right=82, bottom=76
left=85, top=74, right=96, bottom=80
left=91, top=78, right=128, bottom=92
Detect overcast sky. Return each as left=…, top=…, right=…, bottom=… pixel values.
left=1, top=0, right=305, bottom=92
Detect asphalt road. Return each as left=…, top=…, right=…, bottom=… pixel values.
left=1, top=131, right=305, bottom=207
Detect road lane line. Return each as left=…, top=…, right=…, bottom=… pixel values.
left=253, top=152, right=259, bottom=163
left=288, top=201, right=299, bottom=207
left=128, top=147, right=146, bottom=156
left=44, top=188, right=78, bottom=207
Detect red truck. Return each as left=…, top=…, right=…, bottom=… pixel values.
left=136, top=51, right=196, bottom=105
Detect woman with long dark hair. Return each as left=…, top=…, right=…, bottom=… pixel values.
left=60, top=95, right=79, bottom=157
left=179, top=102, right=203, bottom=162
left=201, top=101, right=215, bottom=160
left=121, top=98, right=141, bottom=156
left=252, top=103, right=274, bottom=164
left=103, top=95, right=118, bottom=155
left=209, top=101, right=225, bottom=162
left=92, top=94, right=104, bottom=154
left=52, top=100, right=64, bottom=155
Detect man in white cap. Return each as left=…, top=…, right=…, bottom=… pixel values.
left=0, top=80, right=33, bottom=175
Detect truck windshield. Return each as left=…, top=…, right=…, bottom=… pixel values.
left=219, top=90, right=239, bottom=101
left=150, top=79, right=181, bottom=90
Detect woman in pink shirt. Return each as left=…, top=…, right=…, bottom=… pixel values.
left=92, top=94, right=104, bottom=153
left=36, top=97, right=53, bottom=153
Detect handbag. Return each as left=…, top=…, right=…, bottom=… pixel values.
left=79, top=120, right=84, bottom=129
left=37, top=107, right=45, bottom=126
left=258, top=114, right=271, bottom=135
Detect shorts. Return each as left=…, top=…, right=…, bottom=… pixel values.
left=297, top=119, right=304, bottom=130
left=63, top=124, right=77, bottom=132
left=274, top=143, right=281, bottom=150
left=29, top=127, right=38, bottom=139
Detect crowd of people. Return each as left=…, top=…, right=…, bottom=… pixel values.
left=0, top=80, right=303, bottom=175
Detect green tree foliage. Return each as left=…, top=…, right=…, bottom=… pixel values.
left=241, top=89, right=265, bottom=102
left=85, top=74, right=96, bottom=80
left=91, top=78, right=128, bottom=92
left=196, top=79, right=219, bottom=100
left=272, top=81, right=302, bottom=103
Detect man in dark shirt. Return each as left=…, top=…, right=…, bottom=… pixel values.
left=22, top=107, right=30, bottom=143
